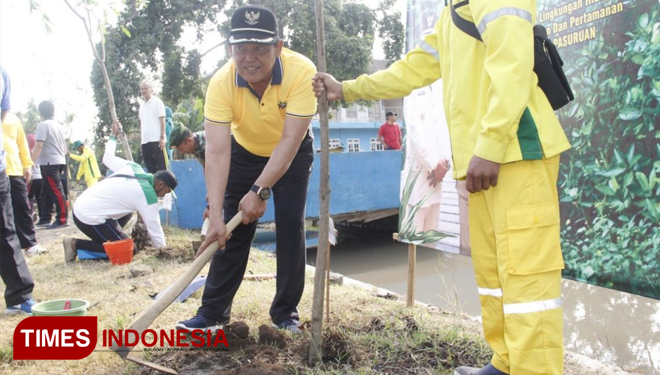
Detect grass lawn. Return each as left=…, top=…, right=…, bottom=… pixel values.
left=2, top=224, right=623, bottom=375
left=0, top=225, right=494, bottom=374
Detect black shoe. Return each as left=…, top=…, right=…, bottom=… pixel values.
left=46, top=221, right=69, bottom=230
left=272, top=318, right=301, bottom=334
left=175, top=314, right=223, bottom=332
left=36, top=220, right=52, bottom=227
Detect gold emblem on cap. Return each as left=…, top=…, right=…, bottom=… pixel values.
left=245, top=10, right=260, bottom=25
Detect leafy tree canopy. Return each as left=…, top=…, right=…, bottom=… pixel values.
left=91, top=0, right=404, bottom=148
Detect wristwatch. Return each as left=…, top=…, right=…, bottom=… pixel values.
left=250, top=185, right=272, bottom=201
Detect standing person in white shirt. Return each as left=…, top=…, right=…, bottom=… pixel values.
left=62, top=122, right=176, bottom=263
left=31, top=101, right=68, bottom=229
left=139, top=82, right=166, bottom=173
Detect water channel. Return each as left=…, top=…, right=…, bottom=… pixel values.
left=306, top=232, right=660, bottom=374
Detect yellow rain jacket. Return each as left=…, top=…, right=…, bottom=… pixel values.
left=2, top=113, right=33, bottom=177
left=342, top=0, right=570, bottom=179
left=70, top=147, right=101, bottom=186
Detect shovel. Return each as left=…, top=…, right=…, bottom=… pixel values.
left=111, top=211, right=244, bottom=374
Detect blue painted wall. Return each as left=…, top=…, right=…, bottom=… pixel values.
left=306, top=150, right=401, bottom=217
left=164, top=150, right=402, bottom=229
left=162, top=160, right=206, bottom=229
left=310, top=121, right=385, bottom=152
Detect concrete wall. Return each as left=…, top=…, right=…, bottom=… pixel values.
left=164, top=150, right=402, bottom=229
left=310, top=121, right=386, bottom=152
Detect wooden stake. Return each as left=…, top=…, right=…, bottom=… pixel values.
left=407, top=243, right=416, bottom=307
left=325, top=243, right=331, bottom=323
left=310, top=0, right=331, bottom=365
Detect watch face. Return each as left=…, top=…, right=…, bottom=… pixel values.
left=259, top=187, right=272, bottom=201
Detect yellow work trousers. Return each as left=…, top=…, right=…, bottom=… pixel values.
left=85, top=178, right=98, bottom=188
left=469, top=156, right=564, bottom=375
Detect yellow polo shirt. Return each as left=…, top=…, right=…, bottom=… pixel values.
left=204, top=47, right=317, bottom=157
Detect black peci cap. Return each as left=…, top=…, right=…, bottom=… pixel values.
left=228, top=4, right=279, bottom=45
left=154, top=170, right=178, bottom=191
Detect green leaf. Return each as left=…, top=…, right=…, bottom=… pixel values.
left=639, top=13, right=649, bottom=28
left=627, top=144, right=636, bottom=165
left=598, top=168, right=626, bottom=177
left=623, top=172, right=634, bottom=188
left=609, top=177, right=620, bottom=192
left=635, top=172, right=650, bottom=191
left=618, top=109, right=642, bottom=121
left=582, top=265, right=595, bottom=279
left=596, top=185, right=615, bottom=196
left=613, top=149, right=625, bottom=165
left=646, top=199, right=659, bottom=220
left=120, top=26, right=132, bottom=38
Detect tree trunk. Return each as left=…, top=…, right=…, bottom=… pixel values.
left=309, top=0, right=331, bottom=365
left=96, top=59, right=133, bottom=161
left=62, top=0, right=134, bottom=162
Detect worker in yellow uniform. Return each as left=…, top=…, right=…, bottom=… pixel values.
left=313, top=1, right=571, bottom=374
left=69, top=140, right=101, bottom=188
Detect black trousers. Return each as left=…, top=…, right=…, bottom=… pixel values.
left=41, top=164, right=68, bottom=224
left=9, top=176, right=37, bottom=249
left=198, top=133, right=313, bottom=325
left=28, top=178, right=48, bottom=222
left=141, top=142, right=166, bottom=173
left=73, top=212, right=135, bottom=254
left=0, top=171, right=35, bottom=306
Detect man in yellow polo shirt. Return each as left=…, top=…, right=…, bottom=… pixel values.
left=177, top=4, right=316, bottom=334
left=313, top=1, right=571, bottom=374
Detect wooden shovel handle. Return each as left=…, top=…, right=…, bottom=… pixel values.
left=112, top=211, right=244, bottom=357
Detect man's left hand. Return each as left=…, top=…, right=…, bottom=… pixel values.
left=239, top=191, right=266, bottom=225
left=23, top=168, right=32, bottom=184
left=466, top=156, right=501, bottom=193
left=159, top=138, right=166, bottom=150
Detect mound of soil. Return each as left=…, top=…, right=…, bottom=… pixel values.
left=258, top=325, right=287, bottom=349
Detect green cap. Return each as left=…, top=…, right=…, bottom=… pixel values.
left=73, top=140, right=83, bottom=149
left=168, top=125, right=190, bottom=148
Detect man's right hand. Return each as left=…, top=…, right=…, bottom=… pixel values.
left=466, top=155, right=501, bottom=193
left=111, top=122, right=120, bottom=137
left=196, top=215, right=227, bottom=258
left=428, top=158, right=450, bottom=187
left=312, top=73, right=344, bottom=101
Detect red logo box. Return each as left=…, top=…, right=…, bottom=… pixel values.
left=13, top=316, right=97, bottom=360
